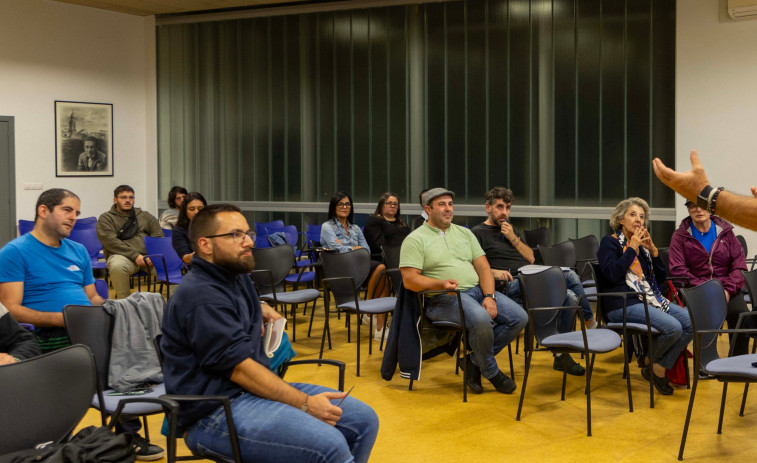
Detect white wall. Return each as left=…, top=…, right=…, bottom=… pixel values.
left=0, top=0, right=157, bottom=222
left=677, top=0, right=757, bottom=253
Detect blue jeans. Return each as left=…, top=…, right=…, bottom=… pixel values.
left=505, top=270, right=594, bottom=333
left=425, top=286, right=528, bottom=379
left=605, top=302, right=692, bottom=369
left=185, top=383, right=379, bottom=463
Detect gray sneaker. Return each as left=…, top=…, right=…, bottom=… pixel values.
left=131, top=434, right=165, bottom=461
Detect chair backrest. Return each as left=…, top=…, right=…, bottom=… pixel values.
left=0, top=344, right=96, bottom=454
left=254, top=220, right=286, bottom=248
left=267, top=225, right=299, bottom=248
left=68, top=225, right=104, bottom=259
left=305, top=223, right=322, bottom=247
left=18, top=219, right=34, bottom=235
left=144, top=236, right=185, bottom=280
left=250, top=244, right=296, bottom=290
left=523, top=227, right=550, bottom=248
left=570, top=234, right=599, bottom=280
left=743, top=269, right=757, bottom=310
left=381, top=244, right=402, bottom=269
left=94, top=279, right=109, bottom=299
left=63, top=305, right=114, bottom=391
left=518, top=266, right=568, bottom=342
left=681, top=279, right=728, bottom=372
left=538, top=240, right=576, bottom=268
left=321, top=248, right=371, bottom=306
left=162, top=228, right=173, bottom=238
left=73, top=216, right=98, bottom=229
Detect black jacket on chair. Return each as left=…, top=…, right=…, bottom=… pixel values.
left=381, top=285, right=459, bottom=382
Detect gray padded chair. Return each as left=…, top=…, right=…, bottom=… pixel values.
left=63, top=305, right=167, bottom=441
left=319, top=248, right=396, bottom=376
left=0, top=344, right=96, bottom=455
left=515, top=266, right=623, bottom=436
left=591, top=262, right=661, bottom=410
left=678, top=279, right=757, bottom=460
left=250, top=243, right=321, bottom=342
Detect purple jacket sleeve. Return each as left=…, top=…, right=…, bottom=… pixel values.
left=721, top=231, right=747, bottom=295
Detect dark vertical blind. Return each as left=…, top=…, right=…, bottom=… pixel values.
left=157, top=0, right=675, bottom=212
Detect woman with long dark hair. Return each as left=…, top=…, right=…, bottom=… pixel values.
left=172, top=192, right=207, bottom=264
left=320, top=192, right=388, bottom=340
left=363, top=192, right=410, bottom=258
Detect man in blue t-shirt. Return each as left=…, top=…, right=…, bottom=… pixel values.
left=0, top=188, right=104, bottom=352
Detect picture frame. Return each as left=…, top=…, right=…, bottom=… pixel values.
left=55, top=100, right=113, bottom=177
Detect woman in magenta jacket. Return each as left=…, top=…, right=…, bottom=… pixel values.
left=669, top=200, right=749, bottom=354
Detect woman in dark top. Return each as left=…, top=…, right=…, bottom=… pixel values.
left=172, top=192, right=207, bottom=264
left=363, top=192, right=411, bottom=258
left=596, top=197, right=692, bottom=396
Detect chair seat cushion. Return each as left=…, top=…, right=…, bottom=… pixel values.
left=260, top=289, right=321, bottom=304
left=94, top=383, right=166, bottom=414
left=541, top=329, right=621, bottom=353
left=582, top=286, right=597, bottom=302
left=338, top=297, right=396, bottom=314
left=605, top=322, right=660, bottom=334
left=705, top=354, right=757, bottom=378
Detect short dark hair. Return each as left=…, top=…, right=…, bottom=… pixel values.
left=373, top=192, right=406, bottom=227
left=35, top=188, right=79, bottom=221
left=83, top=136, right=98, bottom=145
left=176, top=191, right=207, bottom=229
left=189, top=203, right=241, bottom=253
left=485, top=187, right=514, bottom=206
left=418, top=189, right=429, bottom=207
left=327, top=192, right=354, bottom=223
left=167, top=185, right=188, bottom=209
left=114, top=185, right=134, bottom=198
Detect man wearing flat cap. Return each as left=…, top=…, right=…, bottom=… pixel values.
left=399, top=188, right=528, bottom=394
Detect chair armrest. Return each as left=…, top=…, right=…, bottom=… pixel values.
left=250, top=269, right=277, bottom=302
left=280, top=359, right=346, bottom=392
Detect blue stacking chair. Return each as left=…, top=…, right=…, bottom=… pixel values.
left=144, top=236, right=185, bottom=298
left=68, top=225, right=108, bottom=277
left=18, top=220, right=34, bottom=235
left=254, top=220, right=286, bottom=248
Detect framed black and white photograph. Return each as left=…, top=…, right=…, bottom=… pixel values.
left=55, top=100, right=113, bottom=177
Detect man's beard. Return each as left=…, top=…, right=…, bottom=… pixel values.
left=213, top=250, right=255, bottom=274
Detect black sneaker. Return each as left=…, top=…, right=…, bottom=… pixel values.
left=641, top=366, right=673, bottom=395
left=553, top=354, right=586, bottom=376
left=131, top=434, right=165, bottom=461
left=488, top=370, right=517, bottom=394
left=461, top=354, right=484, bottom=394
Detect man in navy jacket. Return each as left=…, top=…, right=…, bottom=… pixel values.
left=161, top=204, right=379, bottom=463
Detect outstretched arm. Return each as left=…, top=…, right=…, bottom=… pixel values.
left=653, top=150, right=757, bottom=231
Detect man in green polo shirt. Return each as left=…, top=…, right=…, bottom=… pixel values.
left=400, top=188, right=528, bottom=394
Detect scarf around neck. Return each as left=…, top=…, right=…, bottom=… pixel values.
left=616, top=229, right=670, bottom=312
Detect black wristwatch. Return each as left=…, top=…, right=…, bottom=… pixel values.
left=484, top=293, right=497, bottom=301
left=696, top=185, right=714, bottom=211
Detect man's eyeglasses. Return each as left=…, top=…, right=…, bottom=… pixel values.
left=336, top=202, right=352, bottom=209
left=384, top=202, right=399, bottom=207
left=205, top=230, right=256, bottom=244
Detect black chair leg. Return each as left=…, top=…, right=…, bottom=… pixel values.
left=585, top=356, right=592, bottom=437
left=516, top=345, right=532, bottom=421
left=508, top=343, right=514, bottom=380
left=717, top=382, right=729, bottom=434
left=678, top=376, right=699, bottom=460
left=740, top=383, right=750, bottom=416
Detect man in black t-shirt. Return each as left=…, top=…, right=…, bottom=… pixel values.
left=471, top=187, right=597, bottom=376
